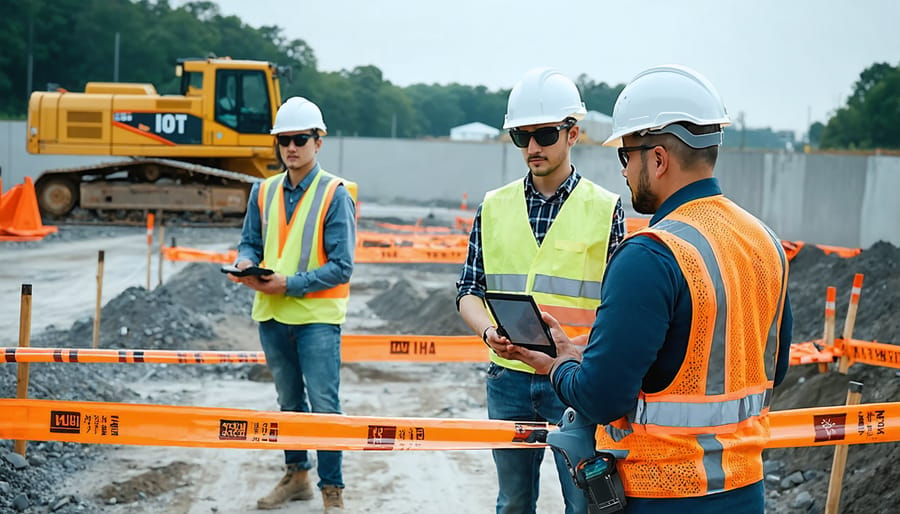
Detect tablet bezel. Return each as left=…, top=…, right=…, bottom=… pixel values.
left=220, top=265, right=274, bottom=277
left=484, top=292, right=557, bottom=357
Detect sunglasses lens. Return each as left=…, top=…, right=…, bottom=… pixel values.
left=618, top=148, right=628, bottom=167
left=277, top=134, right=312, bottom=147
left=509, top=130, right=530, bottom=148
left=532, top=128, right=560, bottom=147
left=509, top=127, right=561, bottom=148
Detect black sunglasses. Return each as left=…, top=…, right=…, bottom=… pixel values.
left=617, top=144, right=661, bottom=168
left=276, top=133, right=317, bottom=147
left=509, top=120, right=574, bottom=148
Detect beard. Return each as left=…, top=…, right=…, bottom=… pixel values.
left=630, top=156, right=659, bottom=215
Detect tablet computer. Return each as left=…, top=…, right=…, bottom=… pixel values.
left=220, top=265, right=274, bottom=277
left=484, top=292, right=556, bottom=357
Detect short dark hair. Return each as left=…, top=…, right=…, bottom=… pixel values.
left=639, top=122, right=720, bottom=169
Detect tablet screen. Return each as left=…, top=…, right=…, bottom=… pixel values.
left=485, top=293, right=553, bottom=349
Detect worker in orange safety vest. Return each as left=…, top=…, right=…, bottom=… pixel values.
left=505, top=65, right=793, bottom=514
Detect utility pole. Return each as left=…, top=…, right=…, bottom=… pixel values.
left=113, top=32, right=120, bottom=82
left=26, top=13, right=33, bottom=97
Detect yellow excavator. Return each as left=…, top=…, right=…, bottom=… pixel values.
left=27, top=57, right=287, bottom=223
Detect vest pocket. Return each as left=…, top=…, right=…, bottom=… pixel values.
left=554, top=239, right=587, bottom=253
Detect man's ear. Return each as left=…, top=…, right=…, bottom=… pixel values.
left=568, top=125, right=580, bottom=146
left=652, top=145, right=669, bottom=178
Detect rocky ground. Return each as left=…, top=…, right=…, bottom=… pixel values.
left=0, top=223, right=898, bottom=513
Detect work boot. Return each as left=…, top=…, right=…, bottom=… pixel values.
left=256, top=465, right=314, bottom=510
left=321, top=485, right=344, bottom=512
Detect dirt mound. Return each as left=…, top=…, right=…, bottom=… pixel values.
left=767, top=241, right=900, bottom=514
left=367, top=278, right=472, bottom=335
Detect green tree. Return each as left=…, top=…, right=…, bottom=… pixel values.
left=576, top=74, right=624, bottom=116
left=808, top=121, right=825, bottom=148
left=820, top=62, right=900, bottom=150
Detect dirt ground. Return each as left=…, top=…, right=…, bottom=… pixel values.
left=1, top=212, right=899, bottom=514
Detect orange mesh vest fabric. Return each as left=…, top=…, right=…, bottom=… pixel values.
left=595, top=194, right=788, bottom=498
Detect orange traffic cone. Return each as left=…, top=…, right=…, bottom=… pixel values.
left=0, top=177, right=58, bottom=241
left=460, top=192, right=468, bottom=211
left=0, top=181, right=25, bottom=229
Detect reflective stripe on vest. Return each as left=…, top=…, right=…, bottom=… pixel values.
left=482, top=177, right=618, bottom=372
left=595, top=195, right=788, bottom=498
left=251, top=169, right=350, bottom=325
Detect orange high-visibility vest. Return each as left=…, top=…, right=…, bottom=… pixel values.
left=251, top=169, right=351, bottom=325
left=595, top=194, right=788, bottom=498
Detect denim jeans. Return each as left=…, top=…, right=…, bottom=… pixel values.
left=258, top=320, right=343, bottom=489
left=486, top=363, right=587, bottom=514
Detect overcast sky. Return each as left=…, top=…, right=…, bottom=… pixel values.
left=192, top=0, right=898, bottom=136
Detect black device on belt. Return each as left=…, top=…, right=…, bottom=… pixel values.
left=574, top=452, right=627, bottom=514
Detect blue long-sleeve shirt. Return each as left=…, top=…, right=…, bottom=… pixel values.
left=552, top=178, right=792, bottom=512
left=236, top=164, right=356, bottom=297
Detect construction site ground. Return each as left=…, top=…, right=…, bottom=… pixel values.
left=0, top=208, right=898, bottom=514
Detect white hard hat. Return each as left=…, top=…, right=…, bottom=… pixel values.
left=271, top=96, right=327, bottom=136
left=602, top=64, right=731, bottom=148
left=503, top=68, right=587, bottom=129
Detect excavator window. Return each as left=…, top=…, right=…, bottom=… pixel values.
left=216, top=70, right=272, bottom=134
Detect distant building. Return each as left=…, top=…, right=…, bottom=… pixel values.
left=579, top=110, right=613, bottom=144
left=450, top=122, right=500, bottom=141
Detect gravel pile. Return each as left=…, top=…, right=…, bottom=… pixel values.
left=1, top=236, right=899, bottom=513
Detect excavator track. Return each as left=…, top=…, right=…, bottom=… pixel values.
left=34, top=158, right=262, bottom=227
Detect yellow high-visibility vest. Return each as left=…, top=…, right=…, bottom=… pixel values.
left=482, top=177, right=618, bottom=372
left=251, top=169, right=352, bottom=325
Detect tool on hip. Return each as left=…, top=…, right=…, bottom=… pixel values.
left=548, top=407, right=626, bottom=513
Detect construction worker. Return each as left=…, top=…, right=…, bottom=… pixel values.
left=231, top=96, right=355, bottom=513
left=456, top=67, right=625, bottom=514
left=506, top=65, right=794, bottom=513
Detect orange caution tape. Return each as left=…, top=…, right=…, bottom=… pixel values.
left=842, top=339, right=900, bottom=369
left=355, top=245, right=468, bottom=264
left=162, top=246, right=238, bottom=264
left=0, top=399, right=549, bottom=451
left=1, top=336, right=488, bottom=364
left=2, top=399, right=897, bottom=452
left=789, top=341, right=835, bottom=366
left=815, top=244, right=862, bottom=258
left=373, top=222, right=456, bottom=234
left=341, top=335, right=485, bottom=362
left=779, top=240, right=861, bottom=260
left=767, top=402, right=899, bottom=449
left=2, top=347, right=267, bottom=364
left=788, top=338, right=899, bottom=369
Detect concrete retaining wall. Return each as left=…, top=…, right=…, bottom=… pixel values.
left=3, top=121, right=897, bottom=248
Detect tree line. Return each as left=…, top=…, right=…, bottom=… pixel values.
left=0, top=1, right=896, bottom=149
left=0, top=0, right=621, bottom=139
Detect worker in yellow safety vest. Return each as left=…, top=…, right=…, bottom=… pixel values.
left=506, top=65, right=793, bottom=514
left=230, top=96, right=356, bottom=513
left=456, top=67, right=625, bottom=514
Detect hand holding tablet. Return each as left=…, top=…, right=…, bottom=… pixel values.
left=484, top=292, right=557, bottom=357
